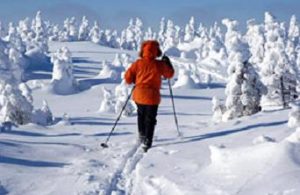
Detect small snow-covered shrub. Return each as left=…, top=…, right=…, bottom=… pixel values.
left=31, top=100, right=53, bottom=126
left=50, top=47, right=78, bottom=95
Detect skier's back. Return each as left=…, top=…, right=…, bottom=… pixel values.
left=125, top=40, right=174, bottom=152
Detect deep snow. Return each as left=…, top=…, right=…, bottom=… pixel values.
left=0, top=42, right=299, bottom=195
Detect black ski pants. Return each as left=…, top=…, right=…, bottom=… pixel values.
left=136, top=104, right=158, bottom=148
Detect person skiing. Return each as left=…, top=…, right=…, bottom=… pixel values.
left=125, top=40, right=174, bottom=152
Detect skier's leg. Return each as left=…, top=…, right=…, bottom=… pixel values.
left=137, top=104, right=146, bottom=144
left=143, top=105, right=158, bottom=151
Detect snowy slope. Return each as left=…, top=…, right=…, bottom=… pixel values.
left=0, top=42, right=299, bottom=195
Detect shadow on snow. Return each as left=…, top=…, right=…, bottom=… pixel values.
left=154, top=120, right=287, bottom=147
left=0, top=155, right=69, bottom=167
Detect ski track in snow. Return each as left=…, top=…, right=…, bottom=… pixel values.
left=104, top=143, right=145, bottom=195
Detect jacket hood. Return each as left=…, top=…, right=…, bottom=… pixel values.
left=139, top=40, right=162, bottom=59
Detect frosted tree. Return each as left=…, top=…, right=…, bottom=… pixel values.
left=288, top=103, right=300, bottom=128
left=114, top=81, right=135, bottom=116
left=68, top=17, right=78, bottom=41
left=19, top=82, right=33, bottom=104
left=120, top=18, right=143, bottom=50
left=162, top=19, right=180, bottom=52
left=173, top=67, right=197, bottom=89
left=98, top=87, right=114, bottom=113
left=222, top=34, right=266, bottom=121
left=32, top=100, right=53, bottom=125
left=50, top=47, right=78, bottom=95
left=89, top=21, right=101, bottom=44
left=158, top=17, right=167, bottom=44
left=32, top=11, right=48, bottom=43
left=212, top=96, right=225, bottom=123
left=261, top=12, right=297, bottom=110
left=59, top=17, right=77, bottom=41
left=184, top=16, right=196, bottom=42
left=245, top=19, right=265, bottom=70
left=48, top=24, right=60, bottom=41
left=0, top=83, right=33, bottom=125
left=78, top=16, right=90, bottom=41
left=288, top=15, right=300, bottom=46
left=112, top=53, right=122, bottom=67
left=108, top=30, right=119, bottom=48
left=97, top=60, right=118, bottom=80
left=18, top=18, right=32, bottom=43
left=144, top=27, right=156, bottom=40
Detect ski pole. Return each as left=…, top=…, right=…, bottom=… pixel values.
left=101, top=86, right=135, bottom=148
left=167, top=79, right=182, bottom=137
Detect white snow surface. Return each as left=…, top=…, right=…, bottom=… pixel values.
left=0, top=41, right=299, bottom=195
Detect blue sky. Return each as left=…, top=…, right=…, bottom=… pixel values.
left=1, top=0, right=299, bottom=30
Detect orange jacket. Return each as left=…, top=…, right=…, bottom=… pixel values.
left=125, top=40, right=174, bottom=105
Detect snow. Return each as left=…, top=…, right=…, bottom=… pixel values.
left=0, top=41, right=300, bottom=195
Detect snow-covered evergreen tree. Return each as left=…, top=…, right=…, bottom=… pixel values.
left=163, top=19, right=180, bottom=52
left=97, top=60, right=118, bottom=80
left=288, top=103, right=300, bottom=128
left=158, top=17, right=167, bottom=45
left=120, top=18, right=143, bottom=50
left=114, top=81, right=135, bottom=116
left=112, top=53, right=122, bottom=67
left=59, top=17, right=77, bottom=41
left=19, top=82, right=33, bottom=104
left=98, top=87, right=114, bottom=113
left=0, top=82, right=33, bottom=125
left=184, top=17, right=196, bottom=42
left=78, top=16, right=90, bottom=41
left=32, top=100, right=53, bottom=125
left=261, top=12, right=297, bottom=110
left=50, top=47, right=78, bottom=95
left=245, top=19, right=265, bottom=70
left=222, top=33, right=265, bottom=121
left=89, top=21, right=102, bottom=44
left=212, top=96, right=225, bottom=123
left=173, top=67, right=197, bottom=89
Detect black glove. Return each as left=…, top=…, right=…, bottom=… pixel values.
left=162, top=55, right=173, bottom=68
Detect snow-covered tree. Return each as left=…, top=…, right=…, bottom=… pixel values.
left=288, top=103, right=300, bottom=128
left=163, top=19, right=180, bottom=52
left=261, top=12, right=297, bottom=110
left=59, top=17, right=77, bottom=41
left=98, top=87, right=114, bottom=113
left=32, top=100, right=53, bottom=125
left=184, top=16, right=196, bottom=42
left=144, top=27, right=156, bottom=40
left=212, top=96, right=225, bottom=123
left=112, top=53, right=122, bottom=67
left=245, top=19, right=265, bottom=70
left=89, top=21, right=102, bottom=44
left=120, top=18, right=143, bottom=50
left=19, top=82, right=33, bottom=103
left=97, top=60, right=118, bottom=80
left=78, top=16, right=90, bottom=41
left=158, top=17, right=167, bottom=44
left=222, top=32, right=266, bottom=121
left=0, top=82, right=33, bottom=125
left=50, top=47, right=78, bottom=95
left=173, top=67, right=197, bottom=89
left=114, top=81, right=135, bottom=116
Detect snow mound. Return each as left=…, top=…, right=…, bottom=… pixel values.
left=204, top=132, right=300, bottom=194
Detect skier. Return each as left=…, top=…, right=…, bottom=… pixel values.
left=125, top=40, right=174, bottom=152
